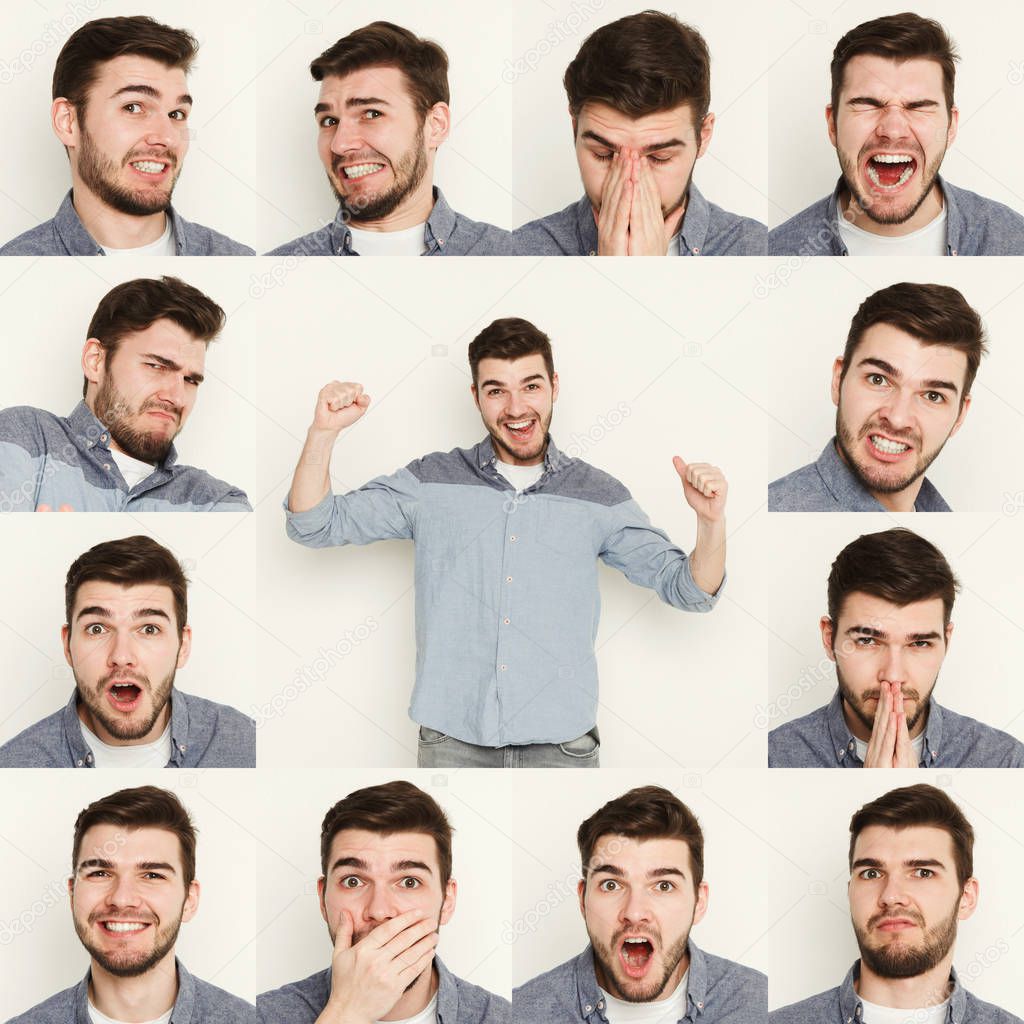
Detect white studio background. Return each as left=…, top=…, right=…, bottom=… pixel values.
left=2, top=0, right=1024, bottom=250
left=758, top=771, right=1024, bottom=1014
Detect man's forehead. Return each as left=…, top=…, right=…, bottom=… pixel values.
left=72, top=580, right=176, bottom=617
left=577, top=100, right=696, bottom=142
left=89, top=55, right=189, bottom=96
left=840, top=53, right=947, bottom=99
left=590, top=833, right=692, bottom=873
left=853, top=823, right=955, bottom=863
left=328, top=828, right=440, bottom=871
left=838, top=592, right=945, bottom=633
left=318, top=65, right=413, bottom=107
left=77, top=823, right=183, bottom=870
left=850, top=323, right=968, bottom=381
left=114, top=319, right=207, bottom=371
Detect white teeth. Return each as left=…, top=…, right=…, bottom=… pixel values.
left=866, top=162, right=915, bottom=189
left=624, top=937, right=648, bottom=944
left=870, top=435, right=910, bottom=454
left=132, top=161, right=166, bottom=174
left=343, top=163, right=384, bottom=179
left=872, top=153, right=914, bottom=164
left=105, top=922, right=146, bottom=933
left=505, top=420, right=532, bottom=430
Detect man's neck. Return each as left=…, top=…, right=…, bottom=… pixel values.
left=833, top=439, right=924, bottom=511
left=855, top=955, right=954, bottom=1011
left=71, top=182, right=169, bottom=249
left=89, top=952, right=178, bottom=1022
left=346, top=181, right=435, bottom=234
left=379, top=962, right=438, bottom=1022
left=839, top=181, right=944, bottom=237
left=77, top=694, right=172, bottom=747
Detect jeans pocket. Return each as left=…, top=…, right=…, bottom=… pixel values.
left=418, top=725, right=450, bottom=746
left=557, top=727, right=600, bottom=759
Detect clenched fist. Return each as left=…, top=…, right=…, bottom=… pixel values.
left=312, top=381, right=371, bottom=436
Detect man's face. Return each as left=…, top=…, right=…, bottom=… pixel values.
left=318, top=828, right=455, bottom=953
left=85, top=320, right=207, bottom=464
left=62, top=56, right=191, bottom=216
left=832, top=324, right=970, bottom=500
left=64, top=581, right=191, bottom=745
left=578, top=835, right=708, bottom=1003
left=70, top=824, right=198, bottom=977
left=575, top=101, right=713, bottom=226
left=850, top=825, right=976, bottom=978
left=472, top=354, right=559, bottom=466
left=822, top=592, right=950, bottom=736
left=827, top=55, right=957, bottom=227
left=316, top=66, right=445, bottom=224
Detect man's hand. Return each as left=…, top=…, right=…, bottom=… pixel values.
left=627, top=154, right=671, bottom=256
left=36, top=504, right=74, bottom=512
left=596, top=150, right=632, bottom=256
left=317, top=909, right=439, bottom=1024
left=863, top=682, right=918, bottom=768
left=673, top=457, right=727, bottom=522
left=313, top=381, right=371, bottom=437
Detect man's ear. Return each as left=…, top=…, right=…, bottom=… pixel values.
left=82, top=339, right=106, bottom=393
left=957, top=877, right=978, bottom=921
left=551, top=371, right=559, bottom=403
left=945, top=105, right=959, bottom=150
left=826, top=104, right=837, bottom=147
left=821, top=616, right=837, bottom=662
left=439, top=877, right=457, bottom=926
left=577, top=877, right=586, bottom=918
left=52, top=98, right=79, bottom=149
left=696, top=113, right=715, bottom=159
left=423, top=102, right=451, bottom=151
left=831, top=357, right=845, bottom=407
left=176, top=626, right=192, bottom=670
left=947, top=392, right=971, bottom=441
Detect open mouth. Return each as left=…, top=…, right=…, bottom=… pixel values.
left=619, top=936, right=654, bottom=979
left=342, top=162, right=385, bottom=181
left=129, top=159, right=170, bottom=179
left=107, top=682, right=143, bottom=713
left=100, top=920, right=151, bottom=935
left=865, top=433, right=912, bottom=462
left=502, top=418, right=536, bottom=443
left=864, top=153, right=917, bottom=192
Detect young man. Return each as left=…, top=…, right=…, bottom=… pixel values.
left=0, top=535, right=256, bottom=768
left=256, top=780, right=510, bottom=1023
left=0, top=16, right=253, bottom=256
left=512, top=786, right=766, bottom=1021
left=268, top=22, right=511, bottom=256
left=769, top=13, right=1024, bottom=256
left=285, top=318, right=727, bottom=767
left=768, top=528, right=1024, bottom=768
left=511, top=11, right=766, bottom=256
left=0, top=275, right=251, bottom=512
left=769, top=282, right=984, bottom=512
left=771, top=785, right=1022, bottom=1023
left=6, top=786, right=255, bottom=1022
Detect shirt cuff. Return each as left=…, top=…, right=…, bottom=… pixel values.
left=283, top=490, right=334, bottom=537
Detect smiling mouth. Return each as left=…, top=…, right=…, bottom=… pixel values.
left=503, top=418, right=536, bottom=441
left=619, top=936, right=654, bottom=978
left=100, top=920, right=151, bottom=935
left=129, top=159, right=170, bottom=177
left=342, top=162, right=385, bottom=180
left=864, top=153, right=917, bottom=191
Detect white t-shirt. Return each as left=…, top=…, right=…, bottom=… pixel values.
left=666, top=232, right=681, bottom=256
left=838, top=208, right=947, bottom=257
left=348, top=222, right=428, bottom=257
left=598, top=973, right=688, bottom=1024
left=854, top=732, right=926, bottom=765
left=493, top=460, right=544, bottom=492
left=378, top=992, right=438, bottom=1024
left=859, top=995, right=949, bottom=1024
left=88, top=1001, right=173, bottom=1024
left=80, top=720, right=172, bottom=770
left=100, top=219, right=176, bottom=257
left=110, top=448, right=157, bottom=489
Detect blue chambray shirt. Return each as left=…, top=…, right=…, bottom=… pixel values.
left=0, top=402, right=251, bottom=512
left=266, top=187, right=514, bottom=256
left=510, top=185, right=768, bottom=255
left=0, top=689, right=257, bottom=768
left=4, top=958, right=257, bottom=1024
left=770, top=961, right=1022, bottom=1024
left=768, top=440, right=950, bottom=512
left=768, top=689, right=1024, bottom=768
left=284, top=435, right=722, bottom=747
left=257, top=956, right=510, bottom=1024
left=0, top=190, right=255, bottom=255
left=769, top=176, right=1024, bottom=256
left=512, top=942, right=767, bottom=1023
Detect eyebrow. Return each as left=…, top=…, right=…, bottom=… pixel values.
left=589, top=864, right=688, bottom=880
left=111, top=84, right=192, bottom=106
left=852, top=857, right=946, bottom=871
left=329, top=856, right=433, bottom=876
left=78, top=859, right=177, bottom=873
left=581, top=130, right=685, bottom=155
left=857, top=357, right=959, bottom=396
left=75, top=606, right=172, bottom=623
left=479, top=374, right=545, bottom=389
left=143, top=353, right=204, bottom=384
left=846, top=97, right=940, bottom=110
left=314, top=96, right=391, bottom=115
left=844, top=625, right=943, bottom=643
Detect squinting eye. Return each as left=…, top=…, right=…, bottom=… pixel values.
left=593, top=152, right=613, bottom=162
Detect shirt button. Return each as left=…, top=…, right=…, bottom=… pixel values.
left=104, top=464, right=110, bottom=471
left=503, top=618, right=510, bottom=624
left=510, top=535, right=517, bottom=541
left=179, top=745, right=186, bottom=753
left=500, top=664, right=507, bottom=671
left=587, top=250, right=596, bottom=256
left=505, top=576, right=512, bottom=583
left=584, top=1007, right=592, bottom=1014
left=438, top=238, right=445, bottom=246
left=597, top=1001, right=604, bottom=1010
left=100, top=434, right=107, bottom=442
left=692, top=247, right=700, bottom=254
left=76, top=759, right=83, bottom=767
left=951, top=249, right=958, bottom=256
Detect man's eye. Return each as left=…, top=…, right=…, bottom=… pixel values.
left=340, top=876, right=362, bottom=888
left=860, top=868, right=881, bottom=879
left=647, top=155, right=671, bottom=164
left=140, top=624, right=161, bottom=636
left=598, top=879, right=620, bottom=892
left=488, top=389, right=502, bottom=397
left=914, top=868, right=934, bottom=878
left=319, top=116, right=339, bottom=128
left=85, top=624, right=106, bottom=636
left=854, top=636, right=877, bottom=646
left=910, top=640, right=933, bottom=649
left=362, top=109, right=382, bottom=120
left=169, top=110, right=188, bottom=121
left=867, top=373, right=888, bottom=386
left=655, top=880, right=675, bottom=892
left=923, top=391, right=945, bottom=404
left=399, top=877, right=421, bottom=889
left=593, top=151, right=613, bottom=162
left=124, top=102, right=144, bottom=114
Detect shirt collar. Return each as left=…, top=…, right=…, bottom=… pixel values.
left=434, top=956, right=459, bottom=1024
left=55, top=190, right=185, bottom=256
left=329, top=186, right=451, bottom=255
left=839, top=960, right=964, bottom=1023
left=574, top=942, right=708, bottom=1022
left=68, top=401, right=179, bottom=470
left=825, top=689, right=942, bottom=766
left=572, top=187, right=708, bottom=256
left=63, top=689, right=186, bottom=767
left=76, top=958, right=193, bottom=1024
left=473, top=433, right=570, bottom=476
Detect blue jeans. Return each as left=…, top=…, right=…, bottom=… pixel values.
left=416, top=726, right=600, bottom=768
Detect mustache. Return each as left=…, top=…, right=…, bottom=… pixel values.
left=868, top=910, right=924, bottom=929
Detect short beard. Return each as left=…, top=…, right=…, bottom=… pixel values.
left=77, top=120, right=179, bottom=218
left=76, top=667, right=175, bottom=743
left=93, top=375, right=178, bottom=464
left=590, top=925, right=692, bottom=1003
left=76, top=908, right=183, bottom=978
left=838, top=144, right=945, bottom=227
left=855, top=902, right=958, bottom=979
left=834, top=411, right=942, bottom=497
left=330, top=132, right=429, bottom=224
left=836, top=660, right=932, bottom=736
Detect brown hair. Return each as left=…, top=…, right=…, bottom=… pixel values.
left=310, top=22, right=449, bottom=120
left=53, top=16, right=198, bottom=116
left=65, top=535, right=189, bottom=640
left=565, top=11, right=711, bottom=135
left=831, top=13, right=959, bottom=115
left=577, top=786, right=704, bottom=894
left=849, top=783, right=973, bottom=889
left=83, top=276, right=226, bottom=398
left=840, top=282, right=986, bottom=409
left=827, top=528, right=959, bottom=630
left=72, top=785, right=198, bottom=887
left=320, top=780, right=453, bottom=887
left=468, top=318, right=555, bottom=387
